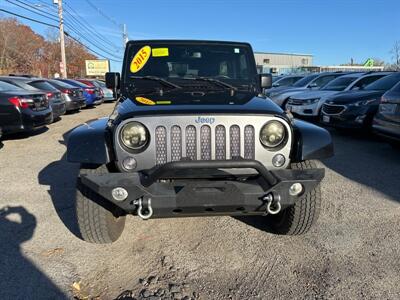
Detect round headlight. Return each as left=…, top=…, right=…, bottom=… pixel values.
left=260, top=121, right=286, bottom=148
left=120, top=122, right=148, bottom=150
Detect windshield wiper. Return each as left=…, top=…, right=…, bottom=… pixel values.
left=188, top=77, right=238, bottom=91
left=130, top=75, right=182, bottom=90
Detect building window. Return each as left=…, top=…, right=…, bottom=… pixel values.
left=301, top=58, right=308, bottom=65
left=263, top=58, right=270, bottom=64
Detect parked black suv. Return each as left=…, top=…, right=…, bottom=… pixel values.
left=66, top=40, right=333, bottom=243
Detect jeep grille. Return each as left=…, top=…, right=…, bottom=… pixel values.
left=155, top=124, right=255, bottom=165
left=114, top=115, right=293, bottom=172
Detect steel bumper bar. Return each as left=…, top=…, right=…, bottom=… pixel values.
left=80, top=160, right=325, bottom=218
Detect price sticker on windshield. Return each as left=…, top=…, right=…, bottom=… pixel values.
left=152, top=48, right=169, bottom=57
left=130, top=46, right=151, bottom=73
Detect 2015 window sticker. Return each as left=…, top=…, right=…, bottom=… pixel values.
left=130, top=46, right=151, bottom=73
left=135, top=96, right=156, bottom=105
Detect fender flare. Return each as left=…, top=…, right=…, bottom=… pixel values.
left=291, top=119, right=334, bottom=162
left=67, top=118, right=112, bottom=165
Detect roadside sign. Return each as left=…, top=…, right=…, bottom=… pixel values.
left=363, top=58, right=374, bottom=67
left=85, top=59, right=110, bottom=76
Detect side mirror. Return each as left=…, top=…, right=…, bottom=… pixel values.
left=260, top=73, right=273, bottom=89
left=105, top=72, right=120, bottom=89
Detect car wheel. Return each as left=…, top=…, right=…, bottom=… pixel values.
left=75, top=164, right=126, bottom=243
left=267, top=160, right=321, bottom=235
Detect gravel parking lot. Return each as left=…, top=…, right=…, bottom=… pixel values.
left=0, top=102, right=399, bottom=299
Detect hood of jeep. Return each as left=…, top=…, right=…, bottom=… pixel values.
left=115, top=92, right=284, bottom=121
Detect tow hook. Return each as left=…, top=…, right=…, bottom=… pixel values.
left=135, top=197, right=153, bottom=220
left=263, top=193, right=281, bottom=215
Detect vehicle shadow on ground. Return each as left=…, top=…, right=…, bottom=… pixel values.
left=2, top=127, right=49, bottom=141
left=0, top=205, right=67, bottom=299
left=322, top=129, right=400, bottom=203
left=38, top=130, right=82, bottom=239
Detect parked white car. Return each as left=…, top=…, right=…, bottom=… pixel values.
left=285, top=72, right=392, bottom=118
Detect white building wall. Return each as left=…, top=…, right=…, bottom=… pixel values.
left=254, top=52, right=314, bottom=68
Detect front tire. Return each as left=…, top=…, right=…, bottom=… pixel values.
left=267, top=160, right=321, bottom=235
left=75, top=164, right=126, bottom=243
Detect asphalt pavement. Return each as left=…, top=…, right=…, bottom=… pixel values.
left=0, top=102, right=399, bottom=299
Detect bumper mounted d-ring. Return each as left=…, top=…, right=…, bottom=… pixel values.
left=136, top=197, right=153, bottom=220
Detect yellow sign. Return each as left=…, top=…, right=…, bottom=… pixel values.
left=152, top=48, right=169, bottom=57
left=135, top=97, right=156, bottom=105
left=85, top=59, right=110, bottom=76
left=130, top=46, right=151, bottom=73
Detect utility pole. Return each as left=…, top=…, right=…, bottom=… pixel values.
left=122, top=24, right=128, bottom=48
left=55, top=0, right=67, bottom=78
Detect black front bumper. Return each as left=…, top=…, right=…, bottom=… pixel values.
left=321, top=105, right=376, bottom=129
left=80, top=160, right=325, bottom=218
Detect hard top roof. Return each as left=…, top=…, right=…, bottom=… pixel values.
left=127, top=39, right=252, bottom=47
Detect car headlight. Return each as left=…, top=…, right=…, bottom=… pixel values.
left=349, top=99, right=377, bottom=106
left=260, top=121, right=286, bottom=148
left=120, top=121, right=148, bottom=150
left=305, top=98, right=320, bottom=105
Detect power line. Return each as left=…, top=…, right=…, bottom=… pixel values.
left=5, top=0, right=59, bottom=22
left=0, top=8, right=122, bottom=62
left=64, top=32, right=122, bottom=62
left=25, top=0, right=122, bottom=52
left=64, top=23, right=122, bottom=60
left=63, top=2, right=122, bottom=51
left=63, top=8, right=122, bottom=52
left=63, top=19, right=118, bottom=54
left=82, top=0, right=121, bottom=30
left=0, top=8, right=58, bottom=28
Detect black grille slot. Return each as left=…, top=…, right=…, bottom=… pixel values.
left=322, top=104, right=346, bottom=115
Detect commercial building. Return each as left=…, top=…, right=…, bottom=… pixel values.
left=254, top=52, right=314, bottom=74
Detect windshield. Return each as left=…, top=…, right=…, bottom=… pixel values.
left=292, top=74, right=319, bottom=87
left=29, top=81, right=58, bottom=91
left=0, top=81, right=24, bottom=92
left=125, top=42, right=257, bottom=92
left=321, top=76, right=358, bottom=91
left=95, top=80, right=106, bottom=87
left=48, top=80, right=75, bottom=89
left=66, top=80, right=90, bottom=88
left=365, top=74, right=400, bottom=91
left=57, top=79, right=89, bottom=88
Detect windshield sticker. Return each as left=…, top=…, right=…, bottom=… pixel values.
left=135, top=96, right=156, bottom=105
left=156, top=100, right=171, bottom=105
left=130, top=46, right=151, bottom=73
left=234, top=48, right=240, bottom=53
left=152, top=48, right=169, bottom=57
